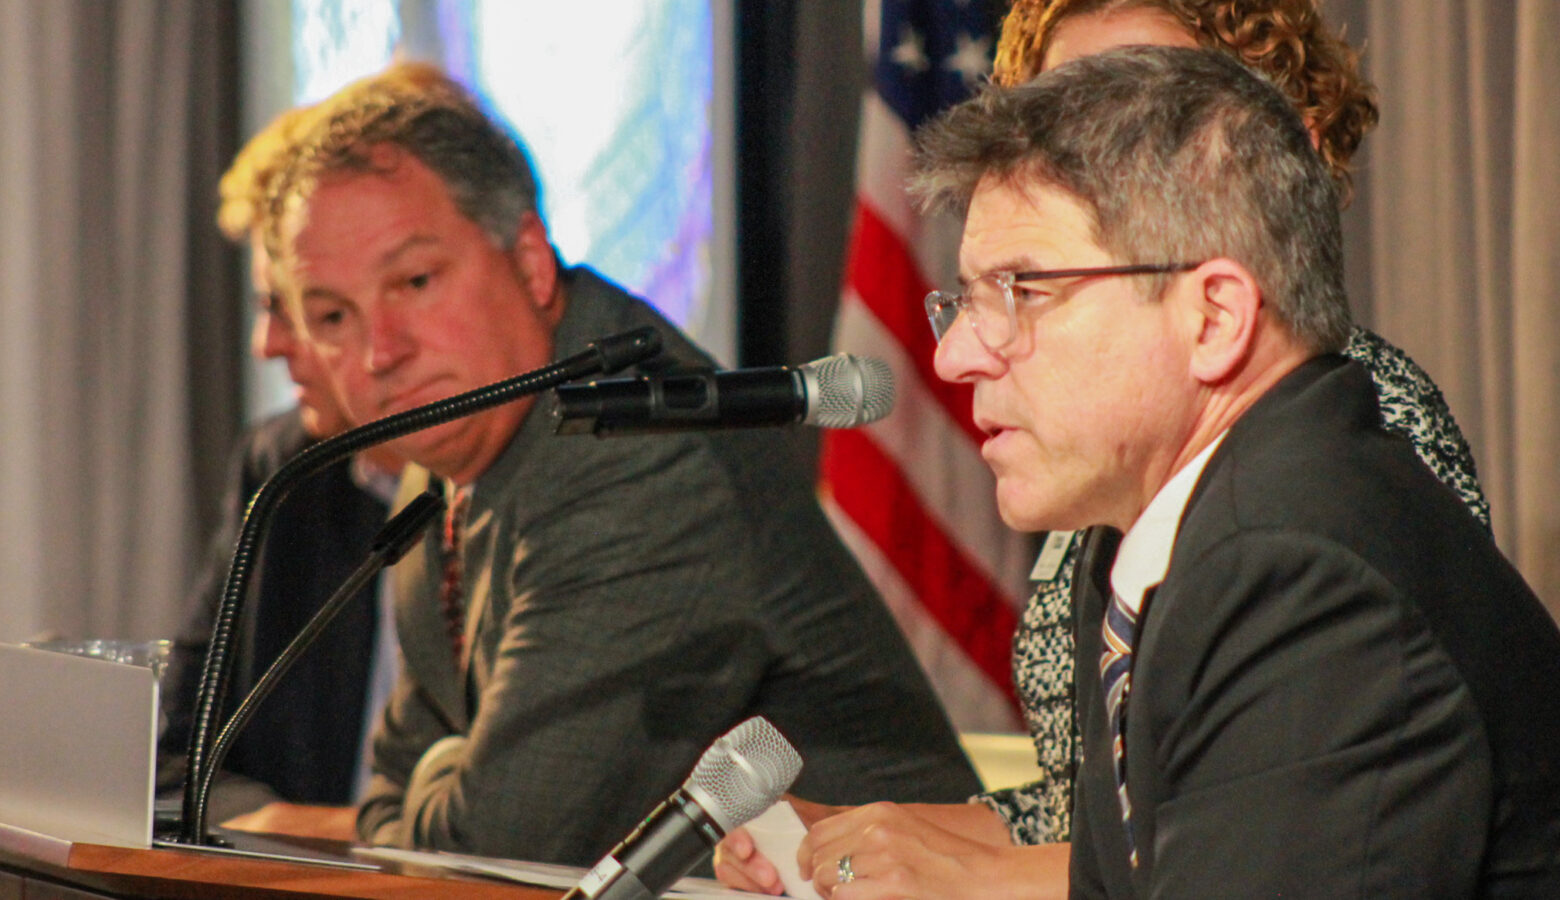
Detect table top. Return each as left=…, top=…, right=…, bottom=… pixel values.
left=0, top=830, right=561, bottom=900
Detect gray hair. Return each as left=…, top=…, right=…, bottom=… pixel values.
left=268, top=64, right=540, bottom=253
left=912, top=45, right=1351, bottom=352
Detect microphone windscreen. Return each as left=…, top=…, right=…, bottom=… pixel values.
left=800, top=354, right=895, bottom=428
left=682, top=717, right=803, bottom=834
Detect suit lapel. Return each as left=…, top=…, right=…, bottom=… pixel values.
left=458, top=503, right=494, bottom=695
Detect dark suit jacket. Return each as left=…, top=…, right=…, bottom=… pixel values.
left=160, top=409, right=389, bottom=811
left=358, top=266, right=981, bottom=864
left=1071, top=356, right=1560, bottom=898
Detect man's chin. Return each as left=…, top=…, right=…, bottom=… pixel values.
left=384, top=423, right=468, bottom=478
left=994, top=489, right=1044, bottom=533
left=386, top=432, right=439, bottom=466
left=995, top=484, right=1087, bottom=535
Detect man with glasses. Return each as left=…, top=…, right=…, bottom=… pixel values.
left=717, top=45, right=1560, bottom=899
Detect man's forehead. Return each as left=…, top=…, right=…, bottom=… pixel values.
left=281, top=167, right=447, bottom=269
left=959, top=175, right=1100, bottom=268
left=968, top=171, right=1088, bottom=219
left=279, top=148, right=428, bottom=231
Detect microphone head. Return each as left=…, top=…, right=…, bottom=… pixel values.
left=799, top=354, right=895, bottom=428
left=682, top=717, right=803, bottom=834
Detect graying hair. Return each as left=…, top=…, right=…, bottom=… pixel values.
left=912, top=45, right=1351, bottom=352
left=269, top=70, right=539, bottom=252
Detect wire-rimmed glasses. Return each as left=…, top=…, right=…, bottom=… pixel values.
left=924, top=263, right=1200, bottom=351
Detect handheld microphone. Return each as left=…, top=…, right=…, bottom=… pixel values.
left=563, top=717, right=803, bottom=900
left=552, top=353, right=894, bottom=436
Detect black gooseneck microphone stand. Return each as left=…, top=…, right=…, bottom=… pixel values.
left=171, top=326, right=662, bottom=845
left=193, top=489, right=445, bottom=829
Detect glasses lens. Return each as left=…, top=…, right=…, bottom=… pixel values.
left=967, top=274, right=1014, bottom=349
left=925, top=291, right=961, bottom=341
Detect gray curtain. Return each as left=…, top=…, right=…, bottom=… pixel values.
left=1345, top=0, right=1560, bottom=617
left=0, top=0, right=239, bottom=641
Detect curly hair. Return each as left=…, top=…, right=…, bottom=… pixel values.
left=216, top=105, right=316, bottom=242
left=993, top=0, right=1378, bottom=198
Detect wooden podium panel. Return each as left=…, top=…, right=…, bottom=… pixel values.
left=0, top=837, right=561, bottom=900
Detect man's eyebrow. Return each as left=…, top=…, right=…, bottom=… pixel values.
left=301, top=285, right=351, bottom=305
left=378, top=234, right=440, bottom=268
left=959, top=255, right=1041, bottom=285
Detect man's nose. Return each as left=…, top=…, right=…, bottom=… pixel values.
left=251, top=309, right=294, bottom=361
left=932, top=312, right=1006, bottom=384
left=365, top=304, right=415, bottom=374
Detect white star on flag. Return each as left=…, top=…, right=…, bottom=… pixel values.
left=891, top=24, right=930, bottom=73
left=946, top=31, right=991, bottom=87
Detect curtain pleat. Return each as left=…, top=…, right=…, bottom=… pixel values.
left=0, top=0, right=235, bottom=641
left=1354, top=0, right=1560, bottom=617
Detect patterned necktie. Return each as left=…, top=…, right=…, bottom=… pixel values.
left=438, top=487, right=472, bottom=667
left=1100, top=589, right=1140, bottom=867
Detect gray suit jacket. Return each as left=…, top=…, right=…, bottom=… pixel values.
left=1070, top=356, right=1560, bottom=898
left=359, top=267, right=979, bottom=865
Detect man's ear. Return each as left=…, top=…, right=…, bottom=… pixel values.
left=1180, top=258, right=1262, bottom=385
left=510, top=212, right=559, bottom=311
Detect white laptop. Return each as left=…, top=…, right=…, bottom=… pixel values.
left=0, top=642, right=157, bottom=849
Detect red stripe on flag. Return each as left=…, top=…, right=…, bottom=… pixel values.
left=822, top=427, right=1018, bottom=704
left=843, top=204, right=985, bottom=447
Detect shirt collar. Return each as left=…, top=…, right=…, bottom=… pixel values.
left=1110, top=432, right=1227, bottom=614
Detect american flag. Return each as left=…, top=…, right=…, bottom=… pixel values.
left=819, top=0, right=1034, bottom=732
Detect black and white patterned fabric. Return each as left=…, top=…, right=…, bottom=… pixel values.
left=975, top=327, right=1490, bottom=844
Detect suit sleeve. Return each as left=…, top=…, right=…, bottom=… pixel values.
left=1139, top=531, right=1490, bottom=898
left=357, top=469, right=461, bottom=845
left=358, top=650, right=460, bottom=844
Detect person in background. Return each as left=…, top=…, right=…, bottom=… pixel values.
left=159, top=76, right=421, bottom=839
left=254, top=63, right=980, bottom=864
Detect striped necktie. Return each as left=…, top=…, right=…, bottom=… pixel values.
left=438, top=486, right=472, bottom=668
left=1100, top=588, right=1140, bottom=867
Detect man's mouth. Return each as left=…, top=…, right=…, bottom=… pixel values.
left=382, top=380, right=449, bottom=415
left=974, top=413, right=1010, bottom=439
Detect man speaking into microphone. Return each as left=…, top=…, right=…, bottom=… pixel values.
left=257, top=66, right=979, bottom=865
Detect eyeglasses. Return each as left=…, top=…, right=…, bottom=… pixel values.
left=924, top=263, right=1200, bottom=351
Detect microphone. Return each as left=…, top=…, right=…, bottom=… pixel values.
left=552, top=353, right=894, bottom=436
left=563, top=717, right=803, bottom=900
